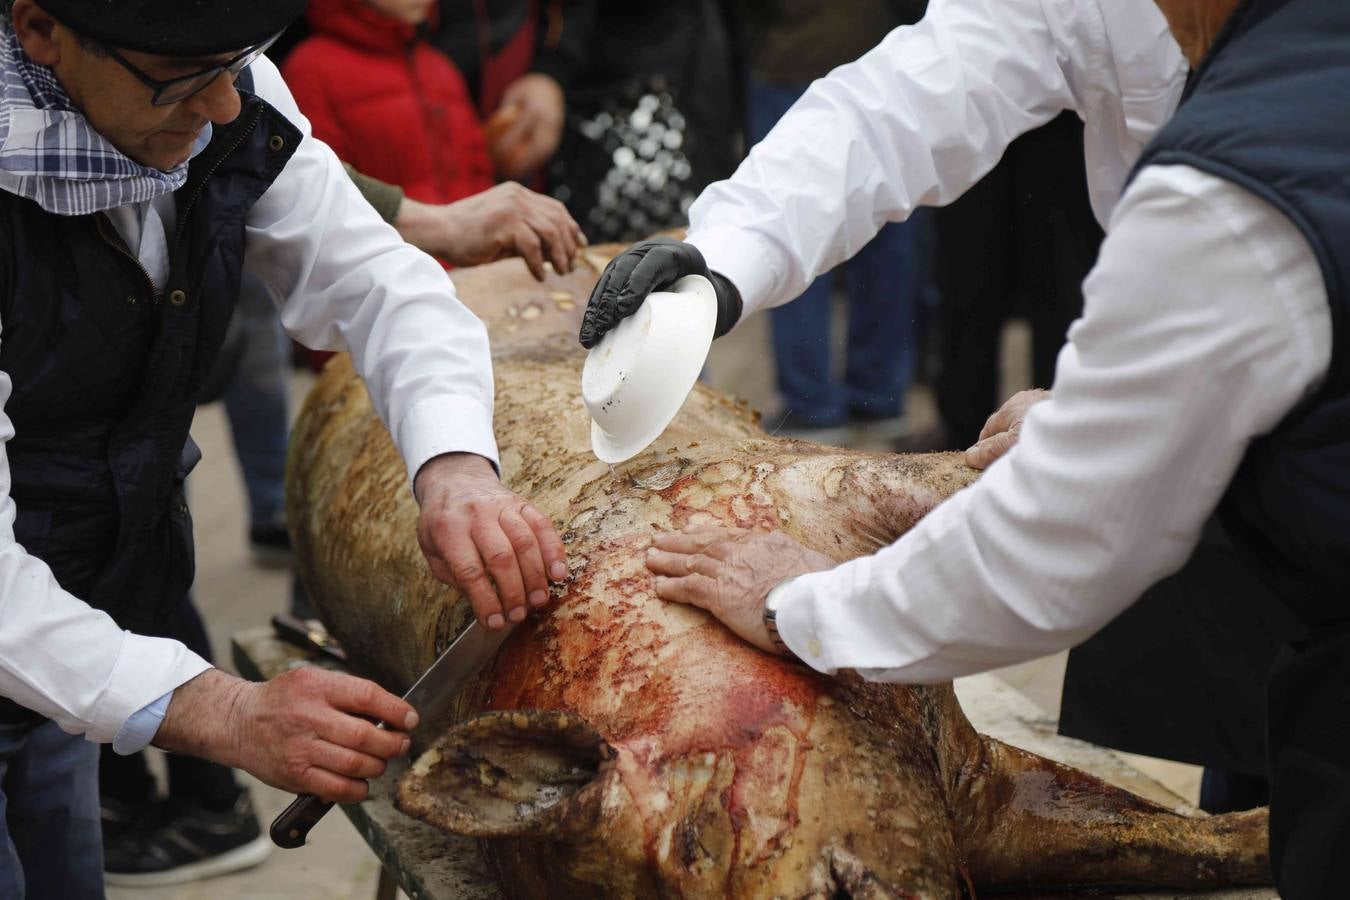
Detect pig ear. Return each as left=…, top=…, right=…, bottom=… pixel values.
left=395, top=710, right=614, bottom=839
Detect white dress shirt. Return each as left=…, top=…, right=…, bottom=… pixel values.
left=776, top=165, right=1329, bottom=681
left=0, top=57, right=498, bottom=743
left=688, top=0, right=1187, bottom=315
left=683, top=0, right=1333, bottom=681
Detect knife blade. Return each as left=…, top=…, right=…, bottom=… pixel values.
left=269, top=618, right=509, bottom=849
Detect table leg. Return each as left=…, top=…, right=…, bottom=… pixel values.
left=376, top=864, right=398, bottom=900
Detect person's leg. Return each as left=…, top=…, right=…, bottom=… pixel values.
left=97, top=743, right=157, bottom=809
left=223, top=273, right=291, bottom=564
left=768, top=276, right=847, bottom=427
left=6, top=720, right=104, bottom=900
left=0, top=720, right=30, bottom=899
left=933, top=158, right=1015, bottom=448
left=842, top=217, right=922, bottom=420
left=747, top=76, right=848, bottom=428
left=101, top=597, right=268, bottom=886
left=1200, top=769, right=1271, bottom=814
left=1012, top=112, right=1103, bottom=387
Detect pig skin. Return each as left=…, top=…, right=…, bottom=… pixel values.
left=286, top=250, right=1271, bottom=898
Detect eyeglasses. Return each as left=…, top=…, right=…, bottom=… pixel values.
left=101, top=31, right=283, bottom=107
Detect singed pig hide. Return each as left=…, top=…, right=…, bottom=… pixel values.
left=287, top=250, right=1271, bottom=898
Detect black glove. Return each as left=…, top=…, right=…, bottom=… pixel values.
left=578, top=237, right=744, bottom=349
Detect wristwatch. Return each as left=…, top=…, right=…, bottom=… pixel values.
left=762, top=577, right=798, bottom=657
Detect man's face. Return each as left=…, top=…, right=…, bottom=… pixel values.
left=45, top=26, right=244, bottom=171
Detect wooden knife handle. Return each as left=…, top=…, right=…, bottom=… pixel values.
left=270, top=793, right=335, bottom=849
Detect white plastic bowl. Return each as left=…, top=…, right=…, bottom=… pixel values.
left=582, top=274, right=717, bottom=464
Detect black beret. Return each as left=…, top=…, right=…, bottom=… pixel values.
left=38, top=0, right=307, bottom=57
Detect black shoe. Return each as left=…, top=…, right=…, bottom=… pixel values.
left=249, top=521, right=292, bottom=569
left=102, top=791, right=271, bottom=887
left=100, top=794, right=168, bottom=848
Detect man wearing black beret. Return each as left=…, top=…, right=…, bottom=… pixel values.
left=0, top=0, right=572, bottom=893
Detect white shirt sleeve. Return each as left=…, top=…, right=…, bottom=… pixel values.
left=242, top=57, right=499, bottom=481
left=0, top=361, right=210, bottom=741
left=774, top=166, right=1332, bottom=682
left=686, top=0, right=1091, bottom=318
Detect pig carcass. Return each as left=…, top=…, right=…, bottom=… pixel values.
left=287, top=251, right=1270, bottom=898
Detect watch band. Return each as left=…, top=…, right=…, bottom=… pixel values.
left=762, top=577, right=798, bottom=657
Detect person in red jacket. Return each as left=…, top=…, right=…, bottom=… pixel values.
left=285, top=0, right=582, bottom=370
left=284, top=0, right=495, bottom=207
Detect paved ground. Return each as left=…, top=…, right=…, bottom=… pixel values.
left=108, top=313, right=1198, bottom=898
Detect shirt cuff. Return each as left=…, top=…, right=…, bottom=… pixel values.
left=773, top=556, right=936, bottom=677
left=88, top=633, right=212, bottom=744
left=774, top=569, right=839, bottom=673
left=112, top=691, right=173, bottom=755
left=686, top=226, right=782, bottom=321
left=396, top=394, right=502, bottom=486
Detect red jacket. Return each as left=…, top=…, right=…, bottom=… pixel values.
left=283, top=0, right=495, bottom=206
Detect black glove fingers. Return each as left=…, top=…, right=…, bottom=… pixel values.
left=580, top=246, right=647, bottom=347
left=577, top=239, right=711, bottom=348
left=613, top=250, right=681, bottom=317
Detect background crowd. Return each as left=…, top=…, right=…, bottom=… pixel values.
left=117, top=0, right=1115, bottom=888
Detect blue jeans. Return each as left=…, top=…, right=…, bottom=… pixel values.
left=0, top=720, right=103, bottom=899
left=223, top=273, right=290, bottom=529
left=747, top=77, right=924, bottom=425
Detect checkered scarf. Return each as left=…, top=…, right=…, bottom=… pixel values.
left=0, top=22, right=189, bottom=215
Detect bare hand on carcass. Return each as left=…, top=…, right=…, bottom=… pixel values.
left=965, top=388, right=1051, bottom=469
left=646, top=525, right=834, bottom=654
left=414, top=452, right=568, bottom=629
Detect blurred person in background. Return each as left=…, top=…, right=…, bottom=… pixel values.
left=538, top=0, right=742, bottom=244
left=284, top=0, right=583, bottom=375
left=432, top=0, right=569, bottom=184
left=736, top=0, right=929, bottom=439
left=932, top=112, right=1103, bottom=451
left=287, top=0, right=496, bottom=211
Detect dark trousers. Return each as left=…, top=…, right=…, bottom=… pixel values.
left=1267, top=628, right=1350, bottom=899
left=0, top=720, right=103, bottom=899
left=933, top=111, right=1104, bottom=446
left=98, top=597, right=241, bottom=812
left=748, top=76, right=925, bottom=425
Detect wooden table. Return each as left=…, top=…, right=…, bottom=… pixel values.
left=231, top=627, right=1275, bottom=900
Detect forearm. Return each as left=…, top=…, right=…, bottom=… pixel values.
left=152, top=668, right=252, bottom=765
left=0, top=539, right=210, bottom=741
left=776, top=168, right=1332, bottom=682
left=344, top=163, right=405, bottom=226
left=390, top=196, right=448, bottom=255
left=414, top=451, right=498, bottom=503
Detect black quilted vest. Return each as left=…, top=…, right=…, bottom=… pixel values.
left=0, top=74, right=299, bottom=720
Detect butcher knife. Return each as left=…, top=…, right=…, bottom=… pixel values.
left=268, top=618, right=509, bottom=848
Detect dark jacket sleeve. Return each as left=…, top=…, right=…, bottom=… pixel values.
left=342, top=164, right=405, bottom=225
